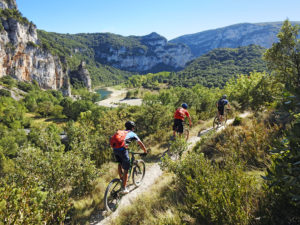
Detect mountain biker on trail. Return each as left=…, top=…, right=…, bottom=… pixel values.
left=110, top=121, right=147, bottom=194
left=173, top=103, right=192, bottom=138
left=216, top=95, right=231, bottom=124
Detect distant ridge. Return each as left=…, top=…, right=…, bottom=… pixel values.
left=170, top=21, right=300, bottom=57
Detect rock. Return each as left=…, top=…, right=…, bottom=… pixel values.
left=0, top=1, right=71, bottom=95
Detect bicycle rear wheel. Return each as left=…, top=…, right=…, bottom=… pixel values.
left=223, top=113, right=228, bottom=126
left=213, top=116, right=219, bottom=129
left=132, top=160, right=146, bottom=187
left=104, top=178, right=122, bottom=212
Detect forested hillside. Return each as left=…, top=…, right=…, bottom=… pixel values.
left=126, top=45, right=267, bottom=89
left=38, top=30, right=133, bottom=86
left=174, top=45, right=267, bottom=87
left=0, top=20, right=299, bottom=225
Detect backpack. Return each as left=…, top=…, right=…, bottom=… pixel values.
left=218, top=99, right=226, bottom=107
left=175, top=108, right=185, bottom=119
left=110, top=130, right=129, bottom=149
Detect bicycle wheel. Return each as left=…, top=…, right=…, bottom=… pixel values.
left=183, top=128, right=189, bottom=141
left=132, top=160, right=146, bottom=187
left=104, top=178, right=122, bottom=212
left=213, top=116, right=219, bottom=129
left=223, top=113, right=228, bottom=126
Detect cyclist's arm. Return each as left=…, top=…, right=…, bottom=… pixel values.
left=227, top=103, right=231, bottom=109
left=188, top=115, right=192, bottom=127
left=137, top=140, right=147, bottom=153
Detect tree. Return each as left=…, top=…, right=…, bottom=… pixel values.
left=264, top=20, right=300, bottom=90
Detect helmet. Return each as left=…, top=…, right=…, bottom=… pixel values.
left=181, top=103, right=188, bottom=109
left=222, top=95, right=227, bottom=99
left=125, top=121, right=136, bottom=130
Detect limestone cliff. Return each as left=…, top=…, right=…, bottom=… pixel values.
left=69, top=61, right=92, bottom=91
left=94, top=32, right=193, bottom=73
left=0, top=0, right=71, bottom=95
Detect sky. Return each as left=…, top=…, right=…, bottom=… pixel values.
left=16, top=0, right=300, bottom=40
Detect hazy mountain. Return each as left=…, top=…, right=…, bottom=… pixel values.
left=170, top=22, right=300, bottom=57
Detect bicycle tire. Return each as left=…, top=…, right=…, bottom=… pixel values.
left=213, top=116, right=219, bottom=129
left=223, top=113, right=228, bottom=126
left=104, top=178, right=122, bottom=212
left=132, top=160, right=146, bottom=187
left=184, top=128, right=189, bottom=141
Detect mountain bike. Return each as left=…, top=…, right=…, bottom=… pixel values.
left=213, top=108, right=229, bottom=129
left=104, top=151, right=146, bottom=212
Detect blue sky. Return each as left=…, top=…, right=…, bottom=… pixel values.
left=16, top=0, right=300, bottom=40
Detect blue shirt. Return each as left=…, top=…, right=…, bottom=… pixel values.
left=114, top=130, right=141, bottom=150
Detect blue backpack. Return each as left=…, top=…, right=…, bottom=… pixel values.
left=218, top=99, right=227, bottom=107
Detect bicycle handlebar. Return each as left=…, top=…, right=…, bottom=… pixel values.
left=129, top=151, right=148, bottom=156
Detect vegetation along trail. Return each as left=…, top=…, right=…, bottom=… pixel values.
left=90, top=111, right=251, bottom=225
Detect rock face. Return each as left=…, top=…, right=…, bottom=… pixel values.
left=170, top=22, right=300, bottom=57
left=0, top=0, right=71, bottom=95
left=94, top=32, right=193, bottom=73
left=0, top=0, right=16, bottom=9
left=69, top=61, right=92, bottom=91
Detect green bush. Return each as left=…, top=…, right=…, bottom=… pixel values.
left=232, top=116, right=242, bottom=126
left=0, top=89, right=11, bottom=97
left=163, top=153, right=259, bottom=225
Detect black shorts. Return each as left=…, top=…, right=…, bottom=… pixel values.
left=113, top=149, right=130, bottom=171
left=173, top=119, right=184, bottom=133
left=218, top=106, right=224, bottom=116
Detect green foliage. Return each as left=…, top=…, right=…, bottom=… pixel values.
left=0, top=75, right=16, bottom=89
left=0, top=88, right=11, bottom=97
left=16, top=81, right=36, bottom=92
left=259, top=112, right=300, bottom=224
left=168, top=137, right=188, bottom=159
left=0, top=8, right=32, bottom=25
left=232, top=116, right=242, bottom=126
left=174, top=45, right=267, bottom=88
left=37, top=30, right=133, bottom=86
left=0, top=178, right=70, bottom=225
left=224, top=72, right=282, bottom=110
left=264, top=20, right=300, bottom=91
left=163, top=153, right=259, bottom=225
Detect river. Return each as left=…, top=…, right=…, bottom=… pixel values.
left=96, top=88, right=112, bottom=100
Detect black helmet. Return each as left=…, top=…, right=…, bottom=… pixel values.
left=125, top=121, right=136, bottom=130
left=222, top=95, right=227, bottom=99
left=182, top=103, right=188, bottom=109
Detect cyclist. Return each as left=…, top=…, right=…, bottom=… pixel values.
left=173, top=103, right=192, bottom=138
left=111, top=121, right=147, bottom=194
left=216, top=95, right=231, bottom=124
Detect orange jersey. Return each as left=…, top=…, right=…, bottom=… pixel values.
left=174, top=107, right=190, bottom=120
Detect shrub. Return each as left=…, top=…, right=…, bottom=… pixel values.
left=163, top=153, right=259, bottom=225
left=232, top=116, right=242, bottom=126
left=0, top=89, right=11, bottom=97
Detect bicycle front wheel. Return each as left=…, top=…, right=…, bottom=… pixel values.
left=132, top=160, right=146, bottom=187
left=184, top=128, right=189, bottom=141
left=104, top=178, right=122, bottom=212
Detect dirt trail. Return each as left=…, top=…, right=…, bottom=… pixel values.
left=91, top=111, right=250, bottom=225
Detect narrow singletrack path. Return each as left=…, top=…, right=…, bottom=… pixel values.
left=90, top=111, right=250, bottom=225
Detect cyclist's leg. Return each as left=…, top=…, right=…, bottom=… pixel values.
left=177, top=120, right=184, bottom=138
left=173, top=119, right=180, bottom=138
left=118, top=164, right=123, bottom=180
left=219, top=107, right=224, bottom=123
left=114, top=149, right=130, bottom=188
left=121, top=150, right=130, bottom=188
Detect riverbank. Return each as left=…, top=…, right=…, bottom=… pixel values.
left=96, top=87, right=142, bottom=107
